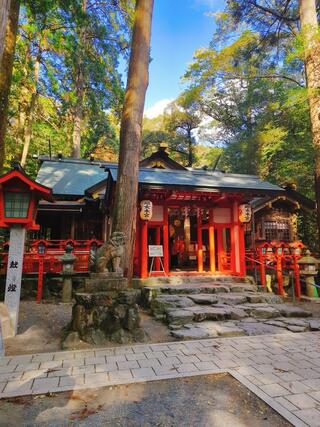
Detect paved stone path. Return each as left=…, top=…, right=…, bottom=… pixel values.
left=1, top=333, right=320, bottom=426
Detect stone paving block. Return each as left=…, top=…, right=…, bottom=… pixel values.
left=95, top=363, right=118, bottom=373
left=125, top=353, right=146, bottom=361
left=245, top=375, right=264, bottom=386
left=84, top=356, right=106, bottom=366
left=40, top=361, right=63, bottom=370
left=302, top=378, right=320, bottom=390
left=214, top=359, right=239, bottom=369
left=132, top=346, right=152, bottom=353
left=252, top=373, right=280, bottom=385
left=0, top=364, right=17, bottom=373
left=196, top=353, right=215, bottom=362
left=144, top=351, right=165, bottom=360
left=84, top=372, right=108, bottom=385
left=275, top=396, right=300, bottom=412
left=0, top=358, right=10, bottom=367
left=4, top=379, right=33, bottom=394
left=109, top=370, right=132, bottom=382
left=59, top=374, right=84, bottom=387
left=0, top=372, right=21, bottom=382
left=177, top=355, right=200, bottom=364
left=131, top=368, right=156, bottom=379
left=8, top=355, right=33, bottom=365
left=62, top=359, right=85, bottom=368
left=254, top=364, right=276, bottom=374
left=53, top=352, right=75, bottom=361
left=285, top=393, right=320, bottom=410
left=31, top=354, right=55, bottom=363
left=33, top=377, right=59, bottom=393
left=117, top=360, right=139, bottom=370
left=106, top=355, right=126, bottom=363
left=114, top=347, right=134, bottom=355
left=153, top=365, right=179, bottom=376
left=235, top=366, right=261, bottom=376
left=282, top=381, right=312, bottom=394
left=150, top=344, right=170, bottom=351
left=160, top=356, right=182, bottom=366
left=164, top=350, right=183, bottom=358
left=21, top=369, right=48, bottom=381
left=15, top=363, right=40, bottom=372
left=294, top=408, right=320, bottom=427
left=95, top=349, right=115, bottom=357
left=259, top=383, right=291, bottom=398
left=194, top=361, right=218, bottom=371
left=47, top=368, right=72, bottom=378
left=177, top=363, right=198, bottom=374
left=74, top=351, right=94, bottom=359
left=275, top=372, right=303, bottom=382
left=138, top=359, right=161, bottom=369
left=72, top=365, right=96, bottom=375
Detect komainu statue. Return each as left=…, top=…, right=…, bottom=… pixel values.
left=93, top=231, right=125, bottom=274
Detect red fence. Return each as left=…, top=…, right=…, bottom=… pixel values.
left=0, top=239, right=103, bottom=274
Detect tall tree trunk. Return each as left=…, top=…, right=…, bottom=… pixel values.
left=299, top=0, right=320, bottom=246
left=112, top=0, right=154, bottom=280
left=0, top=0, right=10, bottom=61
left=20, top=50, right=41, bottom=167
left=187, top=129, right=193, bottom=167
left=0, top=0, right=19, bottom=173
left=71, top=0, right=86, bottom=159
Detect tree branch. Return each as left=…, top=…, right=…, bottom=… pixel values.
left=247, top=1, right=299, bottom=22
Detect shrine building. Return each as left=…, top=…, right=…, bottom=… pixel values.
left=30, top=145, right=314, bottom=279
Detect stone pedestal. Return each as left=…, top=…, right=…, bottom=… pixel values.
left=62, top=273, right=145, bottom=349
left=62, top=277, right=73, bottom=303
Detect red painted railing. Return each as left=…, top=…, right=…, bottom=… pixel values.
left=0, top=239, right=103, bottom=274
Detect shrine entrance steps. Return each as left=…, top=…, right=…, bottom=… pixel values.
left=140, top=276, right=320, bottom=340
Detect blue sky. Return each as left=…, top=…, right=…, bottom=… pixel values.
left=144, top=0, right=225, bottom=116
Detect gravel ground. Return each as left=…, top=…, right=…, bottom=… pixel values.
left=3, top=301, right=173, bottom=356
left=0, top=373, right=290, bottom=427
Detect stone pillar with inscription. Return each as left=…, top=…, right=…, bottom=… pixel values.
left=4, top=226, right=26, bottom=335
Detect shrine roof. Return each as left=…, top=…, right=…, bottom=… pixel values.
left=107, top=167, right=284, bottom=194
left=36, top=158, right=115, bottom=196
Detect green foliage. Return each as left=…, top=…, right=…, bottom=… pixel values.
left=4, top=0, right=134, bottom=176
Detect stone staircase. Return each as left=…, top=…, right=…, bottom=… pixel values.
left=140, top=276, right=319, bottom=340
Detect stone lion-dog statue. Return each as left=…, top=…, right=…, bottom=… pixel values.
left=93, top=231, right=125, bottom=274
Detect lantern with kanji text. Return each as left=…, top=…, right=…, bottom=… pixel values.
left=140, top=200, right=153, bottom=221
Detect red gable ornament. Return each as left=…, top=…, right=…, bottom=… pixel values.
left=239, top=204, right=252, bottom=223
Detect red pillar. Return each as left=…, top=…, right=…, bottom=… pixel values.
left=141, top=220, right=148, bottom=278
left=163, top=206, right=169, bottom=274
left=293, top=255, right=301, bottom=298
left=197, top=209, right=203, bottom=273
left=209, top=210, right=215, bottom=273
left=217, top=228, right=224, bottom=272
left=239, top=223, right=246, bottom=276
left=155, top=226, right=161, bottom=271
left=232, top=200, right=246, bottom=277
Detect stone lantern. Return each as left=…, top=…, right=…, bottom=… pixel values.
left=60, top=244, right=77, bottom=303
left=298, top=250, right=319, bottom=298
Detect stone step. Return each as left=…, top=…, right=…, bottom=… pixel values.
left=164, top=302, right=312, bottom=327
left=134, top=275, right=253, bottom=288
left=170, top=316, right=320, bottom=340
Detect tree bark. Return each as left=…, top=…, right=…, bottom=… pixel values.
left=299, top=0, right=320, bottom=246
left=0, top=0, right=19, bottom=173
left=20, top=50, right=41, bottom=167
left=0, top=0, right=10, bottom=62
left=71, top=0, right=87, bottom=159
left=112, top=0, right=153, bottom=280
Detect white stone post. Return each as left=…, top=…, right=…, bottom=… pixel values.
left=4, top=226, right=26, bottom=335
